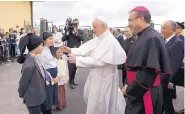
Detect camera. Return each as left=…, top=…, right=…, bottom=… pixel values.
left=64, top=17, right=74, bottom=34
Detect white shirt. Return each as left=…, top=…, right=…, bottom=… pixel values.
left=165, top=34, right=175, bottom=43
left=38, top=47, right=58, bottom=69
left=53, top=32, right=63, bottom=47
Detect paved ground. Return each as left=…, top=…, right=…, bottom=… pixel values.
left=0, top=62, right=184, bottom=114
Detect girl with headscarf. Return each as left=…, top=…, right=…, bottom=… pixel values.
left=17, top=33, right=53, bottom=114
left=37, top=32, right=59, bottom=111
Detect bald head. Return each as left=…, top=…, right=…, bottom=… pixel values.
left=162, top=20, right=176, bottom=39
left=166, top=20, right=177, bottom=31
left=92, top=18, right=107, bottom=37
left=124, top=27, right=133, bottom=38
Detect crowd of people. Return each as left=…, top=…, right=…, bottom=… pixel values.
left=0, top=5, right=182, bottom=114
left=0, top=27, right=37, bottom=64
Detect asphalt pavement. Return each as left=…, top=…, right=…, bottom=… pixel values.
left=0, top=62, right=184, bottom=114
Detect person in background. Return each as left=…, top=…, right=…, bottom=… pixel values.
left=55, top=47, right=69, bottom=110
left=123, top=26, right=136, bottom=54
left=181, top=22, right=185, bottom=36
left=19, top=28, right=28, bottom=55
left=161, top=20, right=184, bottom=114
left=0, top=28, right=4, bottom=38
left=52, top=25, right=63, bottom=47
left=1, top=33, right=9, bottom=62
left=62, top=18, right=84, bottom=89
left=20, top=28, right=27, bottom=37
left=114, top=28, right=124, bottom=72
left=115, top=28, right=124, bottom=48
left=0, top=33, right=3, bottom=64
left=14, top=30, right=21, bottom=56
left=8, top=28, right=17, bottom=60
left=121, top=26, right=137, bottom=86
left=176, top=22, right=184, bottom=42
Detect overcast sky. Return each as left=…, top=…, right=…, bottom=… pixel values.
left=32, top=0, right=184, bottom=29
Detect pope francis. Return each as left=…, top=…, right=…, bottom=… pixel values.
left=62, top=16, right=126, bottom=114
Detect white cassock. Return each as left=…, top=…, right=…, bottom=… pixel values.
left=71, top=30, right=126, bottom=114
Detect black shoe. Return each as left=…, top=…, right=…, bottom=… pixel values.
left=69, top=84, right=75, bottom=89
left=73, top=82, right=78, bottom=86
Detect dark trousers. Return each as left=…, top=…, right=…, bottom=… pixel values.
left=46, top=67, right=58, bottom=109
left=27, top=103, right=52, bottom=114
left=68, top=62, right=77, bottom=84
left=162, top=76, right=175, bottom=114
left=10, top=44, right=16, bottom=58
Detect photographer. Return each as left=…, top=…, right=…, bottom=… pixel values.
left=62, top=18, right=84, bottom=89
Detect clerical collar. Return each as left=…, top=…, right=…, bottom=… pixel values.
left=137, top=26, right=151, bottom=37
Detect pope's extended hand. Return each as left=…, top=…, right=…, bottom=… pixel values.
left=67, top=54, right=76, bottom=63
left=60, top=46, right=71, bottom=53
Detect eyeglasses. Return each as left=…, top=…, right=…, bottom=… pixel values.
left=128, top=16, right=139, bottom=22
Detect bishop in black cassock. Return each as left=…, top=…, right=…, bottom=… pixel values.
left=124, top=6, right=172, bottom=114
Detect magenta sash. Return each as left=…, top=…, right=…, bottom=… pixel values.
left=126, top=71, right=160, bottom=114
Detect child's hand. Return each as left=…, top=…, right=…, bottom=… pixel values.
left=52, top=76, right=59, bottom=84
left=51, top=81, right=55, bottom=85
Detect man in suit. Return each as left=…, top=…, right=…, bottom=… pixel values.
left=176, top=22, right=184, bottom=42
left=122, top=26, right=136, bottom=85
left=123, top=26, right=136, bottom=54
left=114, top=28, right=124, bottom=70
left=62, top=18, right=84, bottom=89
left=115, top=28, right=124, bottom=48
left=161, top=20, right=184, bottom=114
